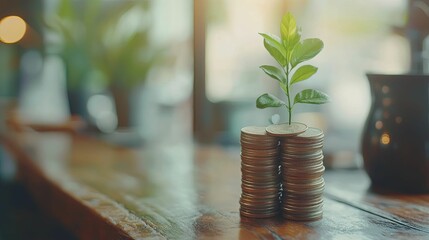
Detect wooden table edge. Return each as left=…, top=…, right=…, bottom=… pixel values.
left=1, top=134, right=165, bottom=240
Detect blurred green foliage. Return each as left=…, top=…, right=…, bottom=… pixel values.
left=45, top=0, right=160, bottom=89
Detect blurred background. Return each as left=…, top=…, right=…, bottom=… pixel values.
left=1, top=0, right=429, bottom=238
left=1, top=0, right=428, bottom=166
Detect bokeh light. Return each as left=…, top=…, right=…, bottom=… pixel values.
left=380, top=133, right=390, bottom=145
left=0, top=16, right=27, bottom=44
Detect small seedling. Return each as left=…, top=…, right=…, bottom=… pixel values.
left=256, top=12, right=329, bottom=125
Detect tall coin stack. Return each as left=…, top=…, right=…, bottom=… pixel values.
left=280, top=127, right=325, bottom=221
left=240, top=126, right=281, bottom=218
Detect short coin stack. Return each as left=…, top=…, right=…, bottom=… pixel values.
left=280, top=127, right=325, bottom=221
left=240, top=126, right=280, bottom=218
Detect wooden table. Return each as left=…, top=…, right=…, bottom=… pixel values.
left=1, top=131, right=429, bottom=239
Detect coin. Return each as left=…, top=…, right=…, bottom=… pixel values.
left=265, top=122, right=308, bottom=137
left=240, top=125, right=281, bottom=220
left=241, top=162, right=279, bottom=170
left=283, top=196, right=323, bottom=204
left=241, top=126, right=270, bottom=136
left=241, top=196, right=280, bottom=205
left=240, top=207, right=280, bottom=215
left=283, top=177, right=324, bottom=189
left=241, top=158, right=279, bottom=166
left=282, top=211, right=323, bottom=221
left=282, top=204, right=323, bottom=214
left=240, top=125, right=327, bottom=220
left=281, top=152, right=323, bottom=161
left=281, top=142, right=324, bottom=150
left=240, top=203, right=279, bottom=210
left=241, top=141, right=279, bottom=150
left=284, top=184, right=325, bottom=196
left=282, top=161, right=324, bottom=172
left=240, top=209, right=279, bottom=218
left=283, top=166, right=325, bottom=178
left=282, top=159, right=324, bottom=169
left=242, top=178, right=280, bottom=186
left=278, top=126, right=326, bottom=222
left=281, top=150, right=323, bottom=159
left=241, top=186, right=280, bottom=194
left=242, top=170, right=280, bottom=177
left=241, top=148, right=279, bottom=157
left=292, top=127, right=324, bottom=140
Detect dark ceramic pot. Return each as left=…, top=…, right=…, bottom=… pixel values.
left=361, top=74, right=429, bottom=193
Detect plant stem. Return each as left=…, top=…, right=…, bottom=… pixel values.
left=284, top=64, right=292, bottom=125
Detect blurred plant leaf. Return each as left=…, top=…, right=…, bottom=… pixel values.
left=290, top=65, right=318, bottom=85
left=256, top=93, right=286, bottom=109
left=294, top=89, right=330, bottom=105
left=290, top=38, right=323, bottom=68
left=260, top=65, right=286, bottom=83
left=280, top=12, right=300, bottom=52
left=45, top=0, right=160, bottom=89
left=259, top=33, right=286, bottom=66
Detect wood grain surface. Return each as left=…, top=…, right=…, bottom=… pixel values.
left=1, top=131, right=429, bottom=239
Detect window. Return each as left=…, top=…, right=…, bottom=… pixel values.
left=199, top=0, right=409, bottom=164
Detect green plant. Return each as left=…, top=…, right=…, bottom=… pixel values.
left=256, top=12, right=329, bottom=125
left=45, top=0, right=158, bottom=89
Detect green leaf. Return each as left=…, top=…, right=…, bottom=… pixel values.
left=290, top=65, right=318, bottom=85
left=290, top=38, right=324, bottom=68
left=280, top=13, right=301, bottom=60
left=280, top=13, right=297, bottom=44
left=260, top=65, right=286, bottom=83
left=259, top=33, right=287, bottom=66
left=279, top=82, right=288, bottom=95
left=256, top=93, right=286, bottom=109
left=294, top=89, right=330, bottom=105
left=284, top=29, right=301, bottom=52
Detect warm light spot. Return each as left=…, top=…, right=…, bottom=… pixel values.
left=383, top=111, right=390, bottom=119
left=382, top=85, right=390, bottom=94
left=382, top=98, right=392, bottom=107
left=395, top=116, right=402, bottom=124
left=380, top=133, right=390, bottom=145
left=375, top=121, right=383, bottom=130
left=0, top=16, right=27, bottom=44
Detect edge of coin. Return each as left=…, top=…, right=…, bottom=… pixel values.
left=265, top=122, right=308, bottom=137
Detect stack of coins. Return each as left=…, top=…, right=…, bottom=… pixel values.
left=280, top=127, right=325, bottom=221
left=240, top=126, right=281, bottom=218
